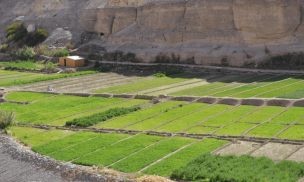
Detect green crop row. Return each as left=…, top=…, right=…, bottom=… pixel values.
left=65, top=106, right=141, bottom=127
left=171, top=154, right=304, bottom=182
left=95, top=76, right=188, bottom=94
left=170, top=75, right=304, bottom=99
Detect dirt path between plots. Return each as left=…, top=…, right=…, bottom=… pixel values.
left=0, top=132, right=133, bottom=182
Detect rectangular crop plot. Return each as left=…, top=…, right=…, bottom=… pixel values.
left=32, top=132, right=98, bottom=154
left=215, top=123, right=256, bottom=136
left=185, top=125, right=218, bottom=134
left=143, top=138, right=228, bottom=177
left=231, top=77, right=298, bottom=98
left=278, top=125, right=304, bottom=140
left=268, top=107, right=304, bottom=125
left=48, top=133, right=129, bottom=161
left=0, top=70, right=95, bottom=87
left=95, top=76, right=188, bottom=94
left=125, top=103, right=206, bottom=131
left=203, top=105, right=255, bottom=127
left=74, top=134, right=163, bottom=166
left=110, top=137, right=194, bottom=173
left=258, top=80, right=304, bottom=98
left=4, top=91, right=55, bottom=102
left=239, top=106, right=285, bottom=124
left=2, top=92, right=147, bottom=126
left=9, top=127, right=74, bottom=147
left=96, top=101, right=185, bottom=129
left=157, top=104, right=231, bottom=133
left=246, top=123, right=286, bottom=138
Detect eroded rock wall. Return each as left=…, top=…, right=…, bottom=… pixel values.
left=1, top=0, right=304, bottom=66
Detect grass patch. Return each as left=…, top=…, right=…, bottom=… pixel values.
left=171, top=154, right=304, bottom=182
left=0, top=61, right=46, bottom=71
left=215, top=123, right=256, bottom=136
left=269, top=107, right=304, bottom=125
left=239, top=106, right=285, bottom=124
left=4, top=91, right=55, bottom=102
left=65, top=106, right=141, bottom=127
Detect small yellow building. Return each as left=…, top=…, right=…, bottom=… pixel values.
left=59, top=56, right=85, bottom=67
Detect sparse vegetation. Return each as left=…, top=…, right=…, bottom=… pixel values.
left=13, top=46, right=36, bottom=60
left=0, top=111, right=15, bottom=129
left=171, top=154, right=304, bottom=182
left=35, top=45, right=69, bottom=57
left=25, top=28, right=48, bottom=46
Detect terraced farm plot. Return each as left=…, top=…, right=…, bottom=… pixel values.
left=0, top=70, right=96, bottom=87
left=170, top=74, right=304, bottom=99
left=95, top=75, right=189, bottom=94
left=9, top=127, right=228, bottom=177
left=143, top=138, right=228, bottom=176
left=96, top=101, right=185, bottom=129
left=246, top=123, right=286, bottom=138
left=1, top=92, right=148, bottom=125
left=125, top=103, right=207, bottom=131
left=278, top=125, right=304, bottom=140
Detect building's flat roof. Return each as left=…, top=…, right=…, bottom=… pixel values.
left=67, top=56, right=84, bottom=60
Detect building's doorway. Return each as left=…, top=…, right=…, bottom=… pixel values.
left=64, top=59, right=67, bottom=66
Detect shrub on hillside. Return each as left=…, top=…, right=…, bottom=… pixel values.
left=154, top=53, right=195, bottom=64
left=0, top=44, right=9, bottom=53
left=13, top=46, right=36, bottom=60
left=5, top=21, right=27, bottom=42
left=65, top=106, right=141, bottom=127
left=0, top=111, right=15, bottom=129
left=25, top=28, right=48, bottom=46
left=35, top=45, right=69, bottom=57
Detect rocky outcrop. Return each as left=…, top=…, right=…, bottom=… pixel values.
left=1, top=0, right=304, bottom=66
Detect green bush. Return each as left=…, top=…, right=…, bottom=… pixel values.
left=0, top=111, right=15, bottom=129
left=171, top=154, right=304, bottom=182
left=65, top=106, right=141, bottom=127
left=25, top=28, right=48, bottom=46
left=14, top=47, right=36, bottom=60
left=5, top=21, right=27, bottom=42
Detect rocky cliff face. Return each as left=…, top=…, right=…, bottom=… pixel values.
left=1, top=0, right=304, bottom=66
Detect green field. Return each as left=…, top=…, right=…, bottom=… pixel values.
left=2, top=70, right=304, bottom=182
left=3, top=91, right=304, bottom=140
left=8, top=126, right=228, bottom=177
left=0, top=70, right=96, bottom=87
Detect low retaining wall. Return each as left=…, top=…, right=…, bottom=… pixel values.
left=25, top=124, right=304, bottom=146
left=12, top=91, right=304, bottom=108
left=98, top=61, right=304, bottom=75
